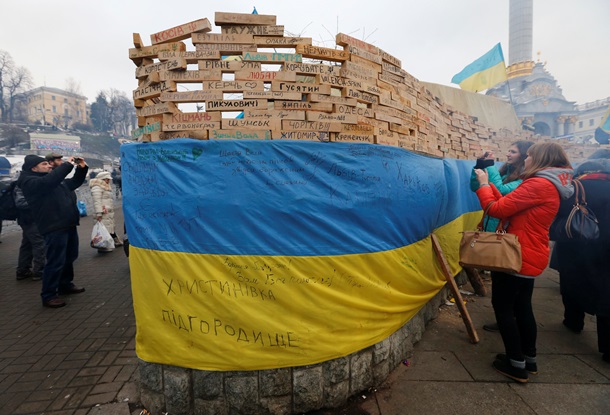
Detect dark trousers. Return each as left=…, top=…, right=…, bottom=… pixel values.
left=41, top=227, right=79, bottom=302
left=491, top=271, right=537, bottom=361
left=17, top=222, right=46, bottom=275
left=563, top=297, right=610, bottom=354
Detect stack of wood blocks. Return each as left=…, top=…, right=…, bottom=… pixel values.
left=129, top=11, right=600, bottom=162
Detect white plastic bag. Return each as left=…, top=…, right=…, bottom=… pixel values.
left=91, top=221, right=115, bottom=250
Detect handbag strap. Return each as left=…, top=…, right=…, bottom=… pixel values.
left=476, top=201, right=507, bottom=233
left=573, top=179, right=586, bottom=206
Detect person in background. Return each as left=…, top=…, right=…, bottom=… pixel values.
left=18, top=154, right=88, bottom=308
left=90, top=171, right=123, bottom=249
left=469, top=140, right=534, bottom=330
left=553, top=149, right=610, bottom=363
left=13, top=184, right=46, bottom=281
left=45, top=152, right=64, bottom=170
left=473, top=142, right=573, bottom=383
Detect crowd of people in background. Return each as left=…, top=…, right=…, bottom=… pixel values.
left=0, top=153, right=124, bottom=308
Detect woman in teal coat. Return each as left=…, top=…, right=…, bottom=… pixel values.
left=470, top=140, right=535, bottom=231
left=468, top=140, right=534, bottom=331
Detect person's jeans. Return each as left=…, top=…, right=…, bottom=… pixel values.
left=491, top=271, right=537, bottom=361
left=41, top=227, right=79, bottom=302
left=17, top=222, right=46, bottom=275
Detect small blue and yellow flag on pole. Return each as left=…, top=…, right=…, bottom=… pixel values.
left=600, top=105, right=610, bottom=134
left=451, top=43, right=508, bottom=93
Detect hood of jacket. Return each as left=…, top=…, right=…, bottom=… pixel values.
left=534, top=167, right=574, bottom=200
left=89, top=177, right=110, bottom=190
left=575, top=158, right=610, bottom=177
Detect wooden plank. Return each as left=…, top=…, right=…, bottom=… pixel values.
left=209, top=129, right=272, bottom=140
left=163, top=121, right=220, bottom=131
left=306, top=111, right=358, bottom=124
left=158, top=50, right=220, bottom=62
left=192, top=33, right=254, bottom=44
left=243, top=91, right=301, bottom=100
left=135, top=58, right=187, bottom=79
left=379, top=47, right=402, bottom=67
left=271, top=81, right=331, bottom=95
left=136, top=102, right=178, bottom=117
left=163, top=112, right=221, bottom=124
left=160, top=90, right=223, bottom=103
left=159, top=69, right=222, bottom=82
left=150, top=19, right=212, bottom=45
left=282, top=62, right=340, bottom=75
left=221, top=118, right=281, bottom=130
left=198, top=60, right=261, bottom=71
left=129, top=42, right=186, bottom=60
left=159, top=130, right=208, bottom=140
left=137, top=114, right=163, bottom=127
left=349, top=54, right=382, bottom=72
left=336, top=33, right=380, bottom=55
left=308, top=93, right=357, bottom=106
left=346, top=45, right=382, bottom=65
left=235, top=70, right=296, bottom=82
left=133, top=80, right=175, bottom=100
left=295, top=45, right=349, bottom=62
left=274, top=101, right=333, bottom=111
left=133, top=33, right=144, bottom=48
left=430, top=233, right=479, bottom=344
left=282, top=120, right=343, bottom=132
left=195, top=43, right=257, bottom=54
left=254, top=36, right=312, bottom=48
left=242, top=51, right=302, bottom=63
left=342, top=88, right=378, bottom=104
left=334, top=104, right=374, bottom=117
left=277, top=131, right=330, bottom=142
left=215, top=12, right=276, bottom=26
left=203, top=80, right=264, bottom=92
left=242, top=109, right=306, bottom=120
left=331, top=133, right=375, bottom=144
left=205, top=99, right=267, bottom=111
left=132, top=122, right=161, bottom=139
left=340, top=123, right=375, bottom=133
left=316, top=74, right=362, bottom=89
left=221, top=25, right=284, bottom=36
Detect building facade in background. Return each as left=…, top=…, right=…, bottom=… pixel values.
left=22, top=87, right=88, bottom=129
left=485, top=0, right=608, bottom=143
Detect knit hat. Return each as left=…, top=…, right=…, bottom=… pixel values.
left=45, top=152, right=63, bottom=161
left=96, top=171, right=111, bottom=180
left=23, top=155, right=47, bottom=171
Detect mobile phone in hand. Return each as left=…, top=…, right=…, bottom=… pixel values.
left=475, top=158, right=494, bottom=169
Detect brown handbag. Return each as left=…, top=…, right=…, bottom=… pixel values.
left=459, top=202, right=523, bottom=273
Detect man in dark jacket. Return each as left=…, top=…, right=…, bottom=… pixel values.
left=18, top=154, right=89, bottom=308
left=14, top=184, right=46, bottom=281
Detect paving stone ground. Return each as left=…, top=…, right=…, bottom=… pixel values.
left=0, top=192, right=142, bottom=415
left=2, top=188, right=609, bottom=414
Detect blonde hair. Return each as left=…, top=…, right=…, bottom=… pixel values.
left=521, top=142, right=571, bottom=179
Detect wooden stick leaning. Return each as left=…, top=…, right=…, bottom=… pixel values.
left=430, top=233, right=479, bottom=344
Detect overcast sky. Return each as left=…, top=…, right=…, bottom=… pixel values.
left=2, top=0, right=608, bottom=105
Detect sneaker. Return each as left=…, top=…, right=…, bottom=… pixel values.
left=59, top=286, right=86, bottom=295
left=493, top=358, right=528, bottom=383
left=483, top=323, right=499, bottom=332
left=43, top=298, right=66, bottom=308
left=31, top=273, right=42, bottom=281
left=113, top=237, right=123, bottom=247
left=496, top=353, right=537, bottom=374
left=16, top=270, right=33, bottom=280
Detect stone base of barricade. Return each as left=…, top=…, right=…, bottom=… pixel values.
left=137, top=273, right=465, bottom=415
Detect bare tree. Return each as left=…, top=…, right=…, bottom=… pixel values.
left=0, top=50, right=33, bottom=123
left=64, top=77, right=83, bottom=96
left=0, top=50, right=15, bottom=121
left=5, top=66, right=33, bottom=122
left=105, top=88, right=136, bottom=136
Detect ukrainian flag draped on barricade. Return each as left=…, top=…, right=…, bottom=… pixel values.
left=122, top=139, right=482, bottom=371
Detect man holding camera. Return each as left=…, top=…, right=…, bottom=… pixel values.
left=18, top=154, right=89, bottom=308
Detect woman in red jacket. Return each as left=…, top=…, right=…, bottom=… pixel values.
left=474, top=142, right=574, bottom=383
